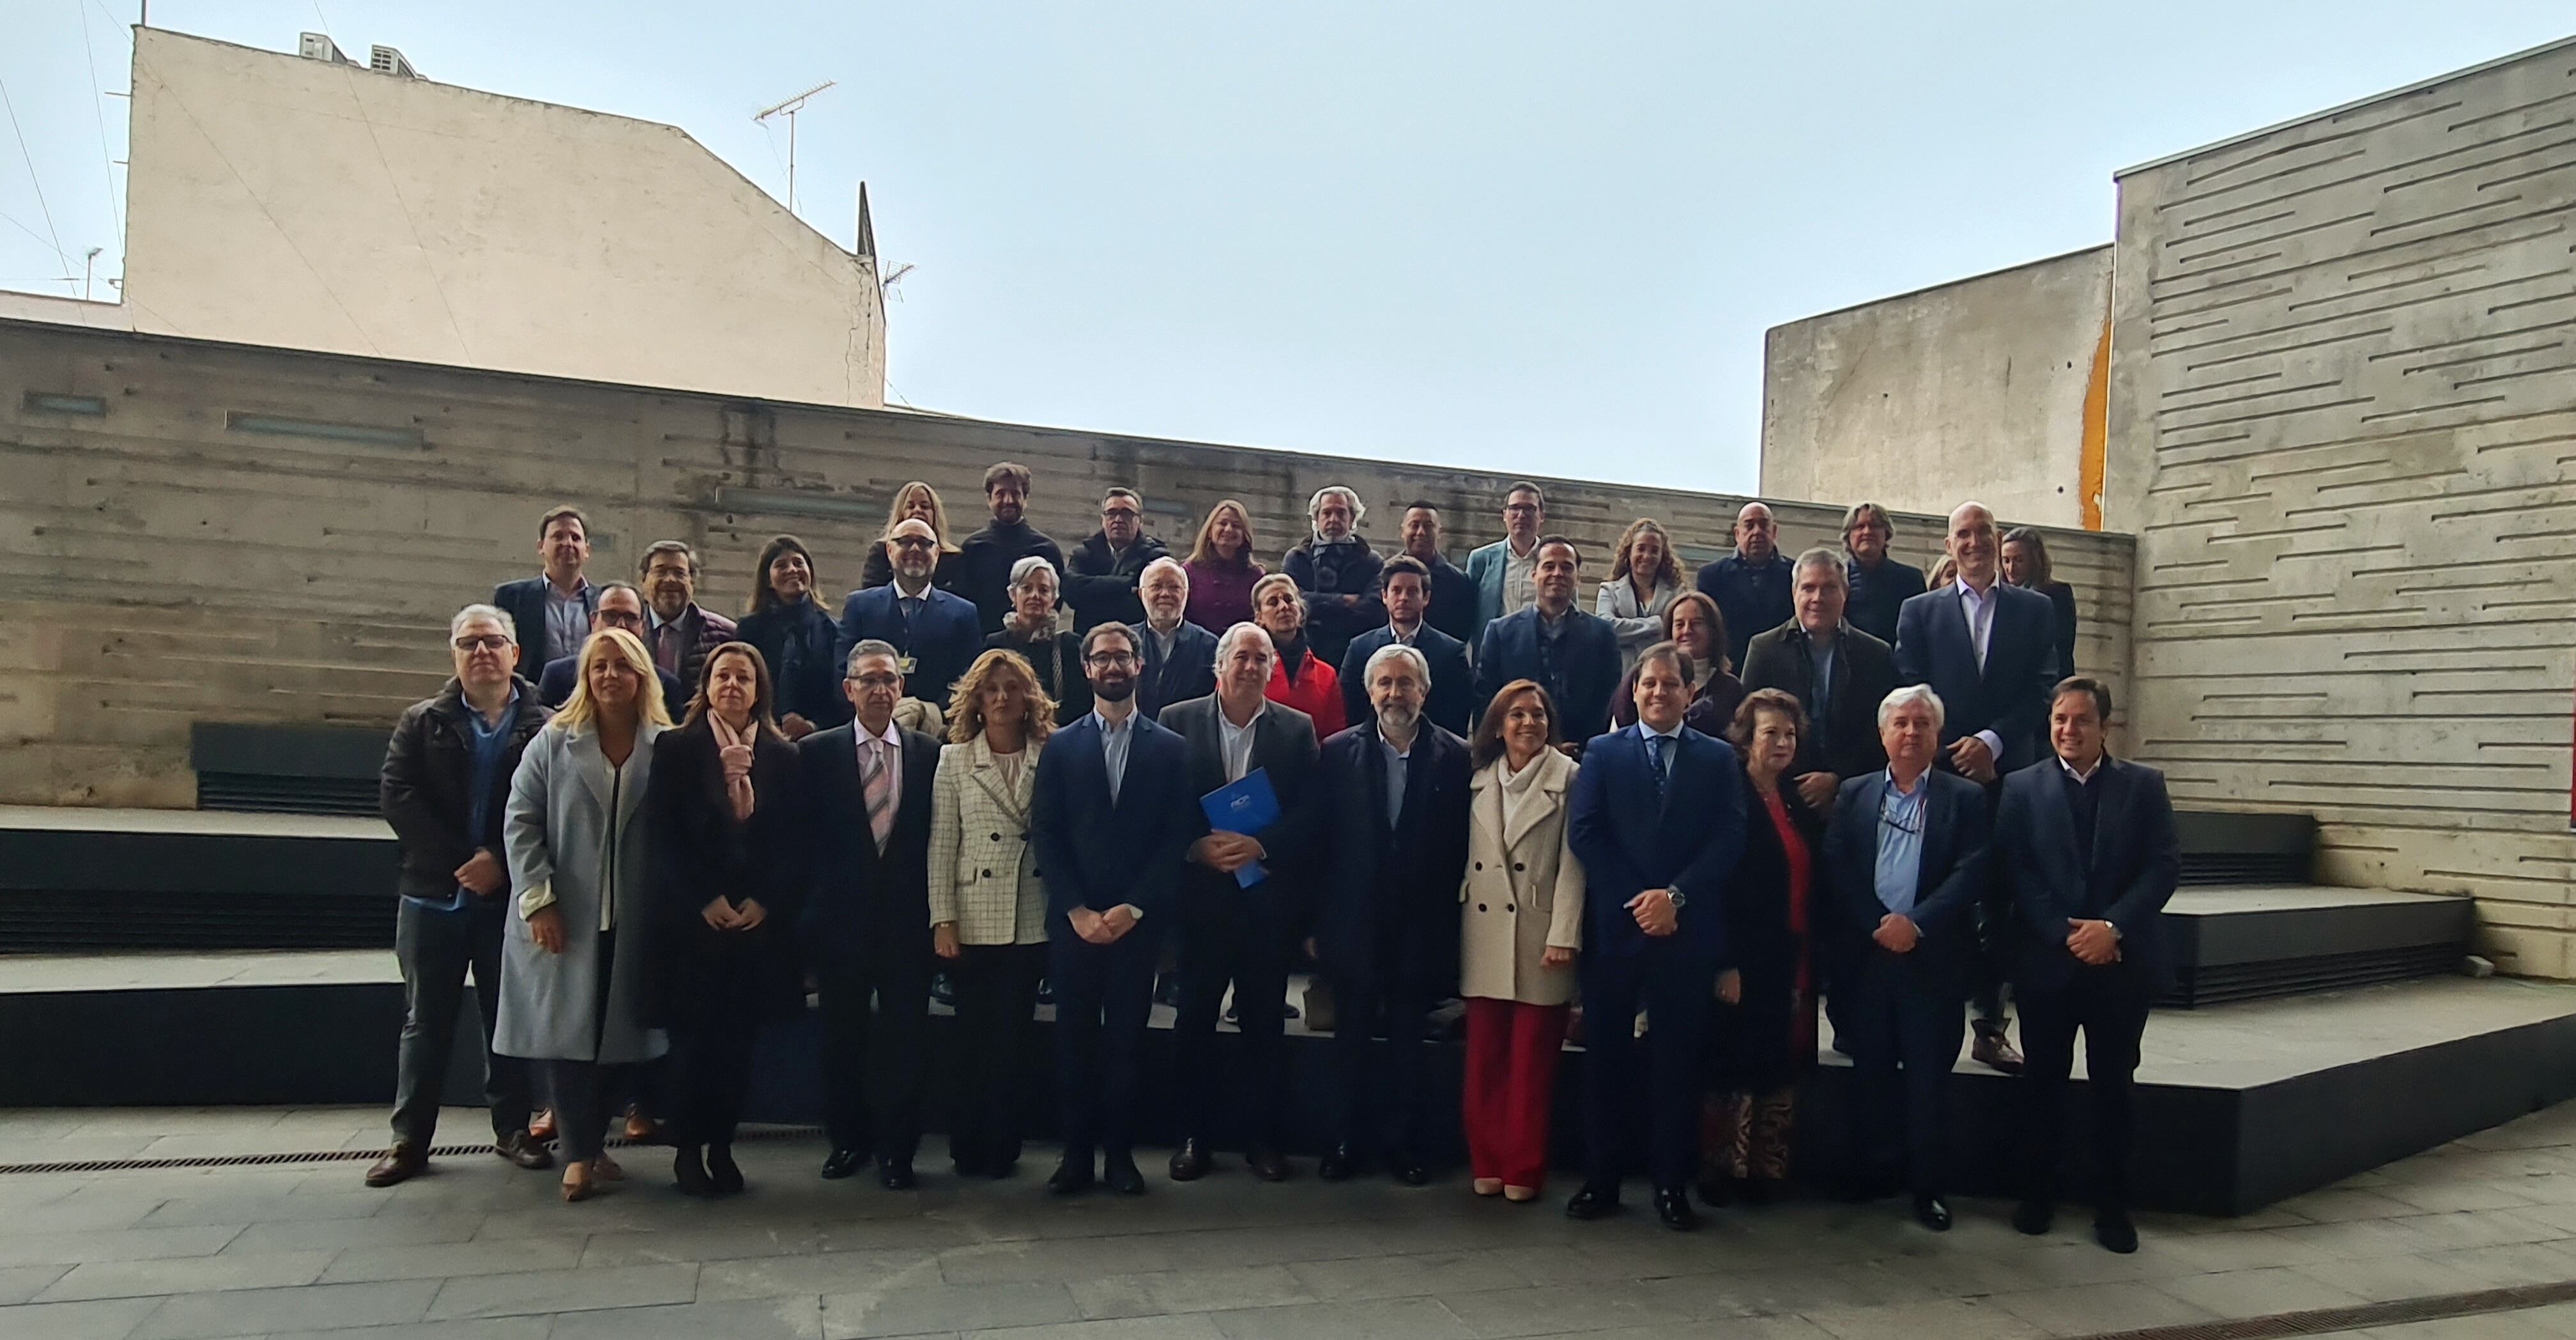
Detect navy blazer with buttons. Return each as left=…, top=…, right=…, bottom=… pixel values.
left=1030, top=711, right=1197, bottom=940
left=1820, top=767, right=1991, bottom=999
left=1340, top=622, right=1473, bottom=739
left=1892, top=580, right=2059, bottom=774
left=1993, top=755, right=2180, bottom=995
left=1567, top=723, right=1747, bottom=964
left=833, top=583, right=984, bottom=714
left=1474, top=606, right=1623, bottom=743
left=492, top=574, right=597, bottom=671
left=1131, top=619, right=1220, bottom=723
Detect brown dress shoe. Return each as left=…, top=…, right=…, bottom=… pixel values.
left=364, top=1146, right=425, bottom=1187
left=1972, top=1031, right=2025, bottom=1075
left=622, top=1107, right=661, bottom=1143
left=495, top=1130, right=554, bottom=1171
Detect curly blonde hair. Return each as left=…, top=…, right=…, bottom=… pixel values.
left=945, top=647, right=1057, bottom=745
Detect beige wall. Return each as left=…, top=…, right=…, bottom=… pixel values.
left=118, top=29, right=885, bottom=409
left=1761, top=247, right=2112, bottom=531
left=0, top=318, right=2135, bottom=808
left=2112, top=38, right=2576, bottom=977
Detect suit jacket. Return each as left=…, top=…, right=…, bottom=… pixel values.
left=1739, top=620, right=1897, bottom=783
left=926, top=736, right=1048, bottom=944
left=1843, top=554, right=1926, bottom=648
left=1156, top=695, right=1319, bottom=920
left=640, top=718, right=808, bottom=1026
left=834, top=583, right=983, bottom=713
left=537, top=654, right=684, bottom=715
left=735, top=601, right=852, bottom=730
left=1567, top=724, right=1745, bottom=964
left=1694, top=552, right=1795, bottom=672
left=1031, top=712, right=1197, bottom=940
left=1464, top=539, right=1526, bottom=654
left=2035, top=580, right=2079, bottom=681
left=1340, top=623, right=1473, bottom=738
left=1308, top=723, right=1472, bottom=988
left=491, top=574, right=596, bottom=670
left=1994, top=756, right=2179, bottom=995
left=1820, top=768, right=1990, bottom=1000
left=1475, top=606, right=1623, bottom=743
left=1892, top=581, right=2059, bottom=773
left=1132, top=619, right=1220, bottom=722
left=379, top=676, right=551, bottom=902
left=647, top=604, right=738, bottom=700
left=797, top=721, right=942, bottom=955
left=1420, top=552, right=1478, bottom=647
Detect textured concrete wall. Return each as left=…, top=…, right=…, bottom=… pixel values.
left=0, top=320, right=2133, bottom=808
left=1761, top=247, right=2113, bottom=530
left=119, top=29, right=885, bottom=410
left=2112, top=38, right=2576, bottom=977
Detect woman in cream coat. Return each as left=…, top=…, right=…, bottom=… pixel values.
left=1595, top=518, right=1683, bottom=672
left=1459, top=677, right=1585, bottom=1203
left=496, top=626, right=670, bottom=1202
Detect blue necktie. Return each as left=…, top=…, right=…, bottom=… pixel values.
left=1648, top=734, right=1670, bottom=804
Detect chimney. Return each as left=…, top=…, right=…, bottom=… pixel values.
left=297, top=33, right=355, bottom=65
left=369, top=45, right=422, bottom=79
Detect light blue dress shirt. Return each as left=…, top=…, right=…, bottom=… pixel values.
left=1095, top=709, right=1133, bottom=805
left=1873, top=768, right=1929, bottom=916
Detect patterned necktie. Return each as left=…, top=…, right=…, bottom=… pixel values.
left=861, top=738, right=894, bottom=852
left=1648, top=734, right=1671, bottom=806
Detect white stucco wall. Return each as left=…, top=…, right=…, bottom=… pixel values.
left=119, top=29, right=885, bottom=408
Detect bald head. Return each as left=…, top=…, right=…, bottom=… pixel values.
left=886, top=517, right=940, bottom=583
left=1735, top=502, right=1779, bottom=563
left=1945, top=502, right=1999, bottom=590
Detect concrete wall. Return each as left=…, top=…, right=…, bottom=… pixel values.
left=2112, top=38, right=2576, bottom=977
left=1761, top=247, right=2112, bottom=531
left=0, top=318, right=2134, bottom=808
left=117, top=29, right=885, bottom=410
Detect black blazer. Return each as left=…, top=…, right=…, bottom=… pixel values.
left=1892, top=581, right=2059, bottom=774
left=796, top=722, right=942, bottom=956
left=536, top=654, right=684, bottom=714
left=735, top=601, right=852, bottom=730
left=379, top=676, right=550, bottom=902
left=1843, top=555, right=1925, bottom=648
left=1133, top=619, right=1220, bottom=722
left=1031, top=712, right=1197, bottom=938
left=1820, top=768, right=1990, bottom=999
left=1994, top=757, right=2180, bottom=995
left=2035, top=580, right=2079, bottom=680
left=491, top=574, right=595, bottom=670
left=1567, top=724, right=1745, bottom=963
left=1474, top=607, right=1624, bottom=743
left=1156, top=695, right=1320, bottom=918
left=1722, top=775, right=1829, bottom=1083
left=1307, top=723, right=1471, bottom=987
left=1739, top=620, right=1897, bottom=783
left=1339, top=624, right=1473, bottom=739
left=641, top=718, right=808, bottom=1026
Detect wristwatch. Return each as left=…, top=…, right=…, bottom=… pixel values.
left=1667, top=888, right=1688, bottom=910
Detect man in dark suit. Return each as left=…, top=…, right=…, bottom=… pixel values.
left=491, top=505, right=597, bottom=672
left=1821, top=684, right=1991, bottom=1232
left=1841, top=502, right=1926, bottom=648
left=1563, top=641, right=1746, bottom=1231
left=533, top=582, right=685, bottom=711
left=1031, top=623, right=1197, bottom=1196
left=1474, top=536, right=1623, bottom=743
left=1694, top=502, right=1795, bottom=672
left=1158, top=623, right=1320, bottom=1183
left=836, top=519, right=984, bottom=713
left=637, top=539, right=739, bottom=696
left=799, top=639, right=944, bottom=1190
left=1998, top=677, right=2178, bottom=1256
left=1307, top=642, right=1471, bottom=1185
left=1341, top=556, right=1473, bottom=738
left=1397, top=502, right=1477, bottom=646
left=1132, top=557, right=1218, bottom=721
left=1740, top=550, right=1897, bottom=812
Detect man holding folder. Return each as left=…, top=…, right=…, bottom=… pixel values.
left=1158, top=622, right=1321, bottom=1183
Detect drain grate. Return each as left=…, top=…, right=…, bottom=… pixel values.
left=0, top=1124, right=824, bottom=1176
left=2075, top=1279, right=2576, bottom=1339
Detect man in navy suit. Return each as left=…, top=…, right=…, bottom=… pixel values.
left=532, top=583, right=684, bottom=712
left=1564, top=641, right=1745, bottom=1232
left=1307, top=643, right=1472, bottom=1185
left=491, top=505, right=597, bottom=671
left=1340, top=556, right=1473, bottom=738
left=1131, top=558, right=1219, bottom=721
left=1998, top=677, right=2178, bottom=1256
left=1031, top=622, right=1197, bottom=1196
left=836, top=519, right=984, bottom=714
left=1474, top=536, right=1623, bottom=744
left=1822, top=683, right=1990, bottom=1232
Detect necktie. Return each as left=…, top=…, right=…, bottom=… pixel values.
left=1648, top=734, right=1670, bottom=804
left=861, top=739, right=894, bottom=852
left=653, top=619, right=682, bottom=675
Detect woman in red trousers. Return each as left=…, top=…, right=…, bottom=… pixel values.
left=1458, top=679, right=1585, bottom=1201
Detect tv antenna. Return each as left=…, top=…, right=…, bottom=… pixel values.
left=753, top=80, right=836, bottom=217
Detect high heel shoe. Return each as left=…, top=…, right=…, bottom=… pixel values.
left=1472, top=1178, right=1503, bottom=1197
left=591, top=1153, right=624, bottom=1182
left=560, top=1164, right=595, bottom=1203
left=674, top=1145, right=716, bottom=1198
left=1503, top=1184, right=1539, bottom=1203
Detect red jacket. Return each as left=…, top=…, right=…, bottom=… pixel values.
left=1266, top=647, right=1346, bottom=737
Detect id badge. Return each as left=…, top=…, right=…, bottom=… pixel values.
left=896, top=656, right=919, bottom=676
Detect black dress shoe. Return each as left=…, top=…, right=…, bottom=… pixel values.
left=1912, top=1193, right=1952, bottom=1231
left=1390, top=1151, right=1431, bottom=1187
left=1740, top=1177, right=1777, bottom=1207
left=1565, top=1184, right=1620, bottom=1220
left=1655, top=1185, right=1699, bottom=1231
left=1696, top=1175, right=1735, bottom=1208
left=1317, top=1143, right=1355, bottom=1182
left=820, top=1148, right=868, bottom=1181
left=878, top=1159, right=916, bottom=1191
left=673, top=1146, right=716, bottom=1198
left=1246, top=1146, right=1292, bottom=1182
left=2095, top=1208, right=2138, bottom=1254
left=1105, top=1153, right=1147, bottom=1196
left=1168, top=1138, right=1211, bottom=1182
left=494, top=1130, right=553, bottom=1171
left=707, top=1146, right=745, bottom=1196
left=1046, top=1157, right=1096, bottom=1195
left=2013, top=1199, right=2055, bottom=1236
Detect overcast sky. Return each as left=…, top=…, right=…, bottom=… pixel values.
left=4, top=2, right=2571, bottom=491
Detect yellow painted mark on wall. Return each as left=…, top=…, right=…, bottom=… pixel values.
left=2078, top=314, right=2110, bottom=532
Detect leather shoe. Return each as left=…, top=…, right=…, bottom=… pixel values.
left=1246, top=1146, right=1292, bottom=1182
left=1971, top=1030, right=2025, bottom=1075
left=1046, top=1157, right=1096, bottom=1195
left=364, top=1145, right=424, bottom=1188
left=1564, top=1184, right=1620, bottom=1221
left=820, top=1148, right=868, bottom=1181
left=1105, top=1153, right=1147, bottom=1196
left=673, top=1146, right=716, bottom=1198
left=878, top=1159, right=916, bottom=1191
left=1655, top=1185, right=1699, bottom=1231
left=2012, top=1199, right=2055, bottom=1236
left=1168, top=1138, right=1211, bottom=1182
left=2095, top=1208, right=2139, bottom=1254
left=1913, top=1193, right=1953, bottom=1232
left=494, top=1130, right=553, bottom=1171
left=707, top=1146, right=744, bottom=1196
left=1317, top=1143, right=1356, bottom=1182
left=1390, top=1152, right=1431, bottom=1187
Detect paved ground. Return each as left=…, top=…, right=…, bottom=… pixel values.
left=3, top=1102, right=2576, bottom=1339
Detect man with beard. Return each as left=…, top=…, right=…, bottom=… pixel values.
left=638, top=540, right=737, bottom=696
left=836, top=519, right=984, bottom=712
left=1280, top=485, right=1384, bottom=672
left=1031, top=623, right=1195, bottom=1196
left=1131, top=557, right=1218, bottom=720
left=1064, top=488, right=1174, bottom=633
left=1695, top=502, right=1797, bottom=673
left=952, top=463, right=1067, bottom=635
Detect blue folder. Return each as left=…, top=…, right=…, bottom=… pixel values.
left=1200, top=767, right=1280, bottom=888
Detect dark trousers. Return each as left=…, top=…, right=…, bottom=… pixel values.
left=1050, top=928, right=1161, bottom=1161
left=1171, top=895, right=1293, bottom=1149
left=816, top=931, right=931, bottom=1162
left=2018, top=967, right=2152, bottom=1210
left=1578, top=946, right=1715, bottom=1192
left=1323, top=947, right=1440, bottom=1160
left=544, top=927, right=622, bottom=1164
left=947, top=941, right=1048, bottom=1169
left=1842, top=956, right=1964, bottom=1195
left=670, top=1012, right=760, bottom=1150
left=391, top=897, right=529, bottom=1149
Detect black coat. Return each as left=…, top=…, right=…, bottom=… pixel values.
left=1158, top=696, right=1321, bottom=922
left=797, top=722, right=942, bottom=960
left=1713, top=775, right=1827, bottom=1090
left=1475, top=607, right=1623, bottom=743
left=985, top=628, right=1091, bottom=725
left=1819, top=769, right=1990, bottom=1001
left=1339, top=624, right=1473, bottom=739
left=1994, top=756, right=2179, bottom=996
left=642, top=719, right=808, bottom=1027
left=1133, top=619, right=1220, bottom=722
left=1693, top=552, right=1796, bottom=672
left=2034, top=579, right=2080, bottom=680
left=1307, top=724, right=1471, bottom=991
left=1843, top=555, right=1925, bottom=648
left=951, top=520, right=1066, bottom=635
left=379, top=677, right=550, bottom=902
left=1281, top=536, right=1385, bottom=670
left=1738, top=620, right=1897, bottom=783
left=1063, top=530, right=1174, bottom=633
left=1420, top=553, right=1478, bottom=647
left=735, top=601, right=851, bottom=731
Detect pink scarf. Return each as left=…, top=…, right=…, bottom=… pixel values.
left=709, top=714, right=756, bottom=821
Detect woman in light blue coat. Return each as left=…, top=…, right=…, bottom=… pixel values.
left=497, top=626, right=671, bottom=1201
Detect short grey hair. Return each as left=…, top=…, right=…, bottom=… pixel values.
left=1140, top=555, right=1189, bottom=589
left=450, top=603, right=516, bottom=642
left=1307, top=485, right=1366, bottom=525
left=1362, top=642, right=1430, bottom=689
left=845, top=638, right=903, bottom=679
left=1008, top=555, right=1057, bottom=593
left=1878, top=684, right=1946, bottom=732
left=1213, top=621, right=1274, bottom=670
left=1793, top=547, right=1848, bottom=587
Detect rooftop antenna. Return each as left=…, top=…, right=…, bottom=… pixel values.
left=752, top=80, right=835, bottom=218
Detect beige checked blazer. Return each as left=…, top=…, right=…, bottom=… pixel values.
left=926, top=734, right=1050, bottom=945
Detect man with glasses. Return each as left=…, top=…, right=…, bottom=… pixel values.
left=1466, top=482, right=1548, bottom=656
left=1840, top=502, right=1925, bottom=647
left=836, top=518, right=984, bottom=710
left=532, top=582, right=683, bottom=711
left=1065, top=487, right=1174, bottom=634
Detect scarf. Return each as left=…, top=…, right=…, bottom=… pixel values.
left=1498, top=749, right=1549, bottom=836
left=709, top=714, right=756, bottom=822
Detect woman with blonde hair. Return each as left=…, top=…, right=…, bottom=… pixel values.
left=860, top=481, right=962, bottom=589
left=926, top=648, right=1058, bottom=1178
left=1182, top=498, right=1266, bottom=633
left=496, top=627, right=671, bottom=1201
left=1596, top=518, right=1684, bottom=672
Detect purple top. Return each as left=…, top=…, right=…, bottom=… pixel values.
left=1183, top=558, right=1266, bottom=635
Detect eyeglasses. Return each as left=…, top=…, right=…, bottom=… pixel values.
left=889, top=537, right=936, bottom=551
left=452, top=635, right=512, bottom=652
left=1503, top=504, right=1540, bottom=516
left=1101, top=507, right=1140, bottom=521
left=1085, top=651, right=1138, bottom=667
left=848, top=673, right=903, bottom=689
left=1878, top=792, right=1924, bottom=836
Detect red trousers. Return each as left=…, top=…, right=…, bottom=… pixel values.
left=1461, top=997, right=1570, bottom=1189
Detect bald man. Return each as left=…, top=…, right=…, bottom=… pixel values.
left=836, top=518, right=986, bottom=709
left=1694, top=502, right=1796, bottom=672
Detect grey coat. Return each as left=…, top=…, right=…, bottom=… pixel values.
left=494, top=720, right=670, bottom=1065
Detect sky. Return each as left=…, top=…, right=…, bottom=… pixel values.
left=4, top=2, right=2572, bottom=493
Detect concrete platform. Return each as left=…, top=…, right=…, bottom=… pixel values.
left=2161, top=884, right=2475, bottom=1006
left=0, top=806, right=396, bottom=953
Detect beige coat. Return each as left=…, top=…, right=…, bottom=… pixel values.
left=926, top=735, right=1050, bottom=945
left=1459, top=748, right=1586, bottom=1005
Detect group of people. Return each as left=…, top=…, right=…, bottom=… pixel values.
left=372, top=465, right=2173, bottom=1256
